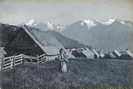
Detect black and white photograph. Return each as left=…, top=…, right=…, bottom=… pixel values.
left=0, top=0, right=133, bottom=89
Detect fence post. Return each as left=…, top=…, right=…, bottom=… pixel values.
left=10, top=56, right=14, bottom=69
left=20, top=54, right=24, bottom=65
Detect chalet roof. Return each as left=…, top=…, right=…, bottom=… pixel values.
left=22, top=25, right=64, bottom=55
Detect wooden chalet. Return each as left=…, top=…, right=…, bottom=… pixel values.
left=5, top=25, right=64, bottom=56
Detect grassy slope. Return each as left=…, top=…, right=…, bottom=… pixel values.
left=1, top=59, right=133, bottom=89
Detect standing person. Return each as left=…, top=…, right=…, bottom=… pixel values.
left=59, top=48, right=68, bottom=73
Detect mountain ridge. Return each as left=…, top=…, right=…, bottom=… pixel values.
left=1, top=19, right=133, bottom=52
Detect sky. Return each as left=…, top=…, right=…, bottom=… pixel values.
left=0, top=0, right=133, bottom=25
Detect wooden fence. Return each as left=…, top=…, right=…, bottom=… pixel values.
left=1, top=54, right=37, bottom=71
left=1, top=54, right=59, bottom=71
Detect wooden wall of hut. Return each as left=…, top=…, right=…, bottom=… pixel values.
left=5, top=27, right=44, bottom=56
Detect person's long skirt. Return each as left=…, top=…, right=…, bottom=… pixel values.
left=61, top=61, right=67, bottom=72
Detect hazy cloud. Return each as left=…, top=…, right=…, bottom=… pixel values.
left=0, top=0, right=133, bottom=25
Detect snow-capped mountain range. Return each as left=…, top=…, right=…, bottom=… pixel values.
left=24, top=18, right=133, bottom=51
left=61, top=19, right=133, bottom=51
left=25, top=19, right=65, bottom=32
left=25, top=18, right=133, bottom=31
left=1, top=18, right=133, bottom=52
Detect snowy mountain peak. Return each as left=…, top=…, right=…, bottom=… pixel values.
left=26, top=19, right=36, bottom=26
left=120, top=20, right=126, bottom=24
left=81, top=19, right=96, bottom=28
left=47, top=22, right=54, bottom=30
left=101, top=18, right=116, bottom=25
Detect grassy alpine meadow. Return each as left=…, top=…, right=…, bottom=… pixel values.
left=1, top=58, right=133, bottom=89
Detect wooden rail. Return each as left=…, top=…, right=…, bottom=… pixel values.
left=1, top=54, right=59, bottom=71
left=37, top=54, right=59, bottom=63
left=1, top=54, right=37, bottom=71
